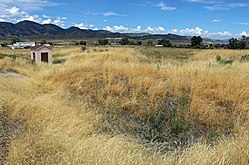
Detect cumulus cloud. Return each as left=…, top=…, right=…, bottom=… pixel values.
left=240, top=31, right=249, bottom=36
left=103, top=25, right=167, bottom=34
left=0, top=0, right=66, bottom=27
left=53, top=17, right=67, bottom=28
left=145, top=26, right=166, bottom=33
left=42, top=19, right=52, bottom=24
left=102, top=25, right=247, bottom=39
left=74, top=23, right=97, bottom=30
left=156, top=2, right=176, bottom=11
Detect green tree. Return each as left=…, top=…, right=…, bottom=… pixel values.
left=191, top=36, right=203, bottom=47
left=228, top=38, right=240, bottom=49
left=1, top=42, right=8, bottom=47
left=128, top=40, right=136, bottom=45
left=98, top=39, right=108, bottom=45
left=147, top=40, right=153, bottom=46
left=48, top=42, right=54, bottom=46
left=79, top=41, right=86, bottom=45
left=120, top=38, right=129, bottom=45
left=41, top=40, right=48, bottom=45
left=11, top=38, right=21, bottom=44
left=158, top=39, right=172, bottom=47
left=136, top=41, right=142, bottom=46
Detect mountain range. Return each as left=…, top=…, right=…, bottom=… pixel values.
left=0, top=21, right=225, bottom=43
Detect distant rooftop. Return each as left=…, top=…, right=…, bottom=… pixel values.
left=31, top=45, right=52, bottom=51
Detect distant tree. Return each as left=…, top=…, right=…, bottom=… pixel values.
left=79, top=41, right=86, bottom=45
left=147, top=40, right=153, bottom=46
left=128, top=40, right=136, bottom=45
left=120, top=38, right=129, bottom=45
left=191, top=36, right=203, bottom=47
left=242, top=35, right=246, bottom=40
left=98, top=39, right=108, bottom=45
left=228, top=38, right=240, bottom=49
left=48, top=42, right=54, bottom=46
left=239, top=40, right=247, bottom=49
left=136, top=41, right=142, bottom=46
left=11, top=38, right=21, bottom=44
left=158, top=39, right=172, bottom=47
left=41, top=40, right=47, bottom=44
left=1, top=42, right=8, bottom=47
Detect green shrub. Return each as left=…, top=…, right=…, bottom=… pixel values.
left=53, top=59, right=66, bottom=64
left=82, top=47, right=87, bottom=52
left=240, top=54, right=249, bottom=62
left=216, top=55, right=222, bottom=62
left=216, top=55, right=234, bottom=65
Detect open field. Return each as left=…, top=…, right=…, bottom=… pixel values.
left=0, top=46, right=249, bottom=164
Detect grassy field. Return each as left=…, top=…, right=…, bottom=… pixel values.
left=0, top=46, right=249, bottom=164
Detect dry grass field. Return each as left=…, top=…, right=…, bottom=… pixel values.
left=0, top=46, right=249, bottom=164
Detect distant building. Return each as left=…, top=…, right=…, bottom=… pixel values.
left=31, top=45, right=52, bottom=64
left=155, top=45, right=164, bottom=47
left=11, top=42, right=36, bottom=49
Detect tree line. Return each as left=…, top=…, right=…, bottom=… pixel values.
left=1, top=36, right=248, bottom=49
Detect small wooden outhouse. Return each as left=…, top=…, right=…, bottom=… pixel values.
left=31, top=45, right=52, bottom=64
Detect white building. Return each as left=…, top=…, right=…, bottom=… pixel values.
left=11, top=42, right=36, bottom=49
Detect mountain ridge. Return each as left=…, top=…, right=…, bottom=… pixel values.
left=0, top=20, right=225, bottom=43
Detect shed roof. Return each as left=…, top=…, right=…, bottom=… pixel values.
left=31, top=45, right=52, bottom=51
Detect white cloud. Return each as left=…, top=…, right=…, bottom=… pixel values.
left=42, top=19, right=52, bottom=24
left=133, top=26, right=142, bottom=32
left=156, top=2, right=176, bottom=11
left=7, top=6, right=19, bottom=15
left=103, top=25, right=166, bottom=34
left=211, top=31, right=233, bottom=36
left=0, top=0, right=60, bottom=11
left=53, top=17, right=67, bottom=28
left=146, top=26, right=154, bottom=32
left=113, top=25, right=129, bottom=32
left=74, top=23, right=98, bottom=30
left=186, top=0, right=222, bottom=4
left=42, top=15, right=51, bottom=19
left=0, top=1, right=65, bottom=27
left=205, top=3, right=249, bottom=11
left=238, top=22, right=249, bottom=26
left=74, top=23, right=88, bottom=29
left=174, top=27, right=209, bottom=35
left=103, top=11, right=124, bottom=17
left=210, top=19, right=223, bottom=23
left=101, top=24, right=249, bottom=39
left=103, top=26, right=113, bottom=32
left=240, top=31, right=249, bottom=37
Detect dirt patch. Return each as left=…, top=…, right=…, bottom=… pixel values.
left=0, top=72, right=29, bottom=79
left=0, top=114, right=25, bottom=165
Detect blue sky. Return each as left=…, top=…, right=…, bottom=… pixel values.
left=0, top=0, right=248, bottom=39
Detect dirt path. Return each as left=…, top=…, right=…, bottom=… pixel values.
left=0, top=72, right=29, bottom=79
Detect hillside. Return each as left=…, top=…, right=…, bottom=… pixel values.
left=0, top=21, right=192, bottom=42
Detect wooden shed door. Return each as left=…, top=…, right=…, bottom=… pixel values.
left=41, top=53, right=48, bottom=63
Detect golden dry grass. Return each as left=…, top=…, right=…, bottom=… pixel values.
left=0, top=46, right=249, bottom=164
